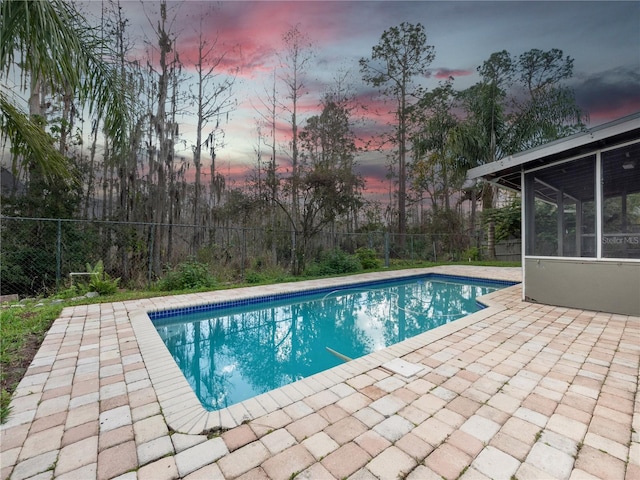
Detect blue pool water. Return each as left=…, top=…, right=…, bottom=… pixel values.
left=152, top=274, right=514, bottom=410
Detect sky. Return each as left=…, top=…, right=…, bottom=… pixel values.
left=81, top=0, right=640, bottom=199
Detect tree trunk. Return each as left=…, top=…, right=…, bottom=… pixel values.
left=271, top=70, right=278, bottom=265
left=152, top=1, right=171, bottom=276
left=101, top=140, right=109, bottom=221
left=58, top=85, right=73, bottom=154
left=483, top=184, right=496, bottom=259
left=398, top=93, right=407, bottom=249
left=84, top=121, right=99, bottom=218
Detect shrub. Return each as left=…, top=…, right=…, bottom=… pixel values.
left=484, top=198, right=521, bottom=242
left=244, top=271, right=265, bottom=284
left=86, top=260, right=120, bottom=295
left=306, top=249, right=362, bottom=276
left=54, top=284, right=86, bottom=299
left=355, top=247, right=381, bottom=269
left=461, top=246, right=480, bottom=261
left=158, top=260, right=215, bottom=291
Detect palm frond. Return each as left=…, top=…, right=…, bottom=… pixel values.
left=0, top=0, right=131, bottom=176
left=0, top=0, right=83, bottom=91
left=0, top=90, right=77, bottom=185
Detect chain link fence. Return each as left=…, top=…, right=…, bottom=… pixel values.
left=1, top=216, right=482, bottom=298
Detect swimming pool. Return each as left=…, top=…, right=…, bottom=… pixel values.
left=151, top=274, right=515, bottom=410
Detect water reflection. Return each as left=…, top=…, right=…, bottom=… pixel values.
left=155, top=278, right=498, bottom=410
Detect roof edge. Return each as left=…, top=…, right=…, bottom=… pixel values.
left=467, top=112, right=640, bottom=181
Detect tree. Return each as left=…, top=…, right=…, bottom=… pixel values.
left=454, top=51, right=513, bottom=257
left=251, top=68, right=282, bottom=265
left=455, top=48, right=586, bottom=258
left=107, top=0, right=144, bottom=226
left=511, top=48, right=586, bottom=148
left=188, top=5, right=237, bottom=233
left=0, top=0, right=130, bottom=185
left=142, top=0, right=185, bottom=275
left=410, top=79, right=462, bottom=215
left=294, top=98, right=364, bottom=272
left=360, top=22, right=435, bottom=242
left=325, top=69, right=365, bottom=233
left=279, top=24, right=314, bottom=272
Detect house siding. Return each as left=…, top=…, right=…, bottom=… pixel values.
left=524, top=257, right=640, bottom=316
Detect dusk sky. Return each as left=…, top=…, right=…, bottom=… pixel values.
left=82, top=0, right=640, bottom=197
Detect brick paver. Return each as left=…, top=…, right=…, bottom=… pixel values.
left=367, top=446, right=417, bottom=479
left=354, top=430, right=391, bottom=457
left=425, top=443, right=472, bottom=480
left=526, top=441, right=574, bottom=479
left=221, top=423, right=257, bottom=452
left=136, top=456, right=178, bottom=480
left=97, top=440, right=138, bottom=480
left=55, top=435, right=98, bottom=476
left=261, top=444, right=315, bottom=480
left=472, top=446, right=520, bottom=480
left=260, top=428, right=297, bottom=454
left=174, top=438, right=228, bottom=478
left=1, top=266, right=638, bottom=480
left=301, top=431, right=339, bottom=460
left=321, top=442, right=371, bottom=479
left=217, top=441, right=269, bottom=479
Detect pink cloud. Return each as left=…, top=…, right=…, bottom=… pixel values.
left=174, top=1, right=356, bottom=79
left=587, top=99, right=640, bottom=126
left=432, top=68, right=474, bottom=79
left=181, top=156, right=253, bottom=185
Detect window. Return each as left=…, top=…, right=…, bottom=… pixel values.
left=602, top=144, right=640, bottom=259
left=525, top=156, right=596, bottom=257
left=524, top=141, right=640, bottom=260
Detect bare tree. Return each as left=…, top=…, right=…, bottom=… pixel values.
left=279, top=24, right=314, bottom=272
left=252, top=68, right=281, bottom=264
left=145, top=0, right=183, bottom=274
left=188, top=5, right=237, bottom=237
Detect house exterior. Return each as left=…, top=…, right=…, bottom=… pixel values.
left=467, top=112, right=640, bottom=316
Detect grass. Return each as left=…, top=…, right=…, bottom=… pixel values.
left=1, top=302, right=64, bottom=422
left=0, top=260, right=520, bottom=423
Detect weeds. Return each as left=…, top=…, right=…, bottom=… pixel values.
left=0, top=302, right=63, bottom=423
left=305, top=249, right=362, bottom=276
left=158, top=259, right=215, bottom=291
left=86, top=260, right=121, bottom=295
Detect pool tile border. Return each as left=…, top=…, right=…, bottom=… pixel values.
left=147, top=273, right=516, bottom=321
left=130, top=267, right=521, bottom=435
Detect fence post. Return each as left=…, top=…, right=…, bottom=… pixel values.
left=56, top=219, right=62, bottom=288
left=384, top=232, right=390, bottom=268
left=148, top=224, right=155, bottom=288
left=410, top=235, right=414, bottom=261
left=241, top=228, right=246, bottom=279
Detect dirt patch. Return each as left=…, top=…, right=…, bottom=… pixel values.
left=1, top=331, right=45, bottom=394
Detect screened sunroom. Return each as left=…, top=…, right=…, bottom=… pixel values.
left=468, top=112, right=640, bottom=315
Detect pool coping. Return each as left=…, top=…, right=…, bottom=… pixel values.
left=129, top=266, right=522, bottom=435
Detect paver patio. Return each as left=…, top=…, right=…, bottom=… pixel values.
left=1, top=266, right=638, bottom=480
